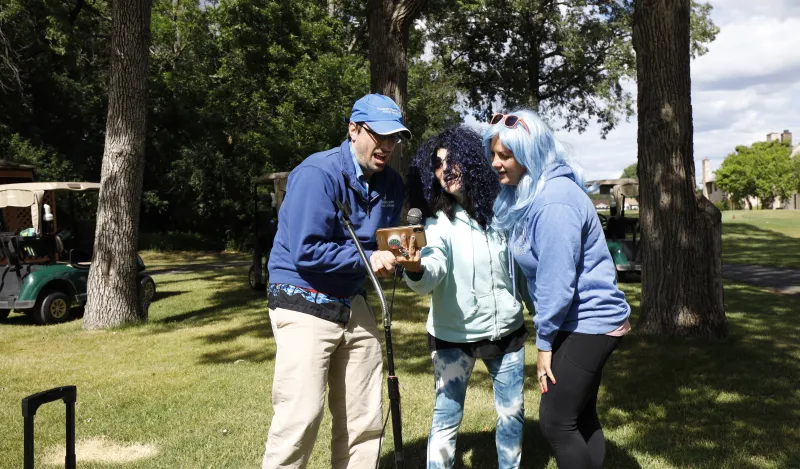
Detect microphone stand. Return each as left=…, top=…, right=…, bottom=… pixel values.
left=335, top=199, right=403, bottom=469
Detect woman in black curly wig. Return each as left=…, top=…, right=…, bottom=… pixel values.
left=394, top=126, right=531, bottom=469
left=406, top=126, right=499, bottom=228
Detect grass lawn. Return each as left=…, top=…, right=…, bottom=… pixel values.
left=1, top=252, right=799, bottom=468
left=721, top=210, right=800, bottom=269
left=596, top=208, right=800, bottom=268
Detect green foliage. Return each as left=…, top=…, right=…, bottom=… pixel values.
left=406, top=59, right=463, bottom=151
left=424, top=0, right=718, bottom=135
left=0, top=0, right=109, bottom=179
left=620, top=162, right=638, bottom=178
left=715, top=140, right=794, bottom=209
left=713, top=199, right=730, bottom=212
left=6, top=0, right=721, bottom=249
left=792, top=152, right=800, bottom=193
left=2, top=131, right=75, bottom=181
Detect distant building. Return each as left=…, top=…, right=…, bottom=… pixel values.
left=789, top=142, right=800, bottom=210
left=0, top=160, right=35, bottom=184
left=702, top=158, right=725, bottom=204
left=624, top=198, right=639, bottom=210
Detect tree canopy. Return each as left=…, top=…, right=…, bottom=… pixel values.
left=620, top=162, right=638, bottom=179
left=0, top=0, right=719, bottom=248
left=424, top=0, right=718, bottom=135
left=714, top=140, right=795, bottom=209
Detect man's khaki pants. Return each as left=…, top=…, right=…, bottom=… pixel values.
left=263, top=295, right=383, bottom=469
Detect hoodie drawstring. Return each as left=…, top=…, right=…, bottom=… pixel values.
left=469, top=219, right=476, bottom=297
left=508, top=244, right=519, bottom=308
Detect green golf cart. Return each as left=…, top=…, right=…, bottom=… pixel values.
left=596, top=182, right=641, bottom=281
left=0, top=182, right=156, bottom=325
left=248, top=172, right=288, bottom=291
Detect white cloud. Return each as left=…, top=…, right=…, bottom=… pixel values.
left=707, top=0, right=800, bottom=25
left=693, top=17, right=800, bottom=90
left=555, top=2, right=800, bottom=184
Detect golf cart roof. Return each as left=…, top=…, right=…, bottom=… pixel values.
left=0, top=182, right=101, bottom=192
left=255, top=172, right=290, bottom=184
left=0, top=182, right=100, bottom=208
left=586, top=178, right=638, bottom=195
left=613, top=182, right=639, bottom=198
left=613, top=182, right=639, bottom=213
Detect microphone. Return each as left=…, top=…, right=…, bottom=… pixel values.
left=387, top=208, right=423, bottom=260
left=407, top=208, right=422, bottom=226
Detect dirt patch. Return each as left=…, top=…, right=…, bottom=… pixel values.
left=44, top=437, right=158, bottom=465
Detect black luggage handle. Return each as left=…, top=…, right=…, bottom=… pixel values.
left=22, top=386, right=77, bottom=469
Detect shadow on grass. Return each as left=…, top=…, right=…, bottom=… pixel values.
left=0, top=313, right=38, bottom=326
left=140, top=250, right=249, bottom=269
left=147, top=261, right=250, bottom=276
left=722, top=223, right=800, bottom=269
left=138, top=266, right=275, bottom=364
left=599, top=283, right=800, bottom=468
left=379, top=280, right=800, bottom=468
left=722, top=264, right=800, bottom=294
left=378, top=420, right=640, bottom=468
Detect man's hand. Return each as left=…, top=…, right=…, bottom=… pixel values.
left=370, top=250, right=397, bottom=278
left=391, top=234, right=422, bottom=273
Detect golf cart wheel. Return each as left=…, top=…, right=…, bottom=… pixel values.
left=0, top=309, right=9, bottom=320
left=249, top=265, right=266, bottom=291
left=139, top=276, right=156, bottom=313
left=34, top=291, right=71, bottom=325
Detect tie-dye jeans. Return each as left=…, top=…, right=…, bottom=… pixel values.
left=427, top=346, right=525, bottom=469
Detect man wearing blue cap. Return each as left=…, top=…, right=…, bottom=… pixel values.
left=263, top=94, right=411, bottom=469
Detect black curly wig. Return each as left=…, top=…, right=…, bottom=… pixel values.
left=406, top=126, right=499, bottom=230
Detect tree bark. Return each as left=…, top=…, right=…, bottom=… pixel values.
left=633, top=0, right=727, bottom=338
left=367, top=0, right=427, bottom=177
left=83, top=0, right=152, bottom=329
left=524, top=8, right=542, bottom=110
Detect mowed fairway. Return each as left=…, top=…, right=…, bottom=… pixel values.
left=721, top=210, right=800, bottom=269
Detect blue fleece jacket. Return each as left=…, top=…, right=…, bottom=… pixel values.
left=267, top=140, right=404, bottom=296
left=512, top=162, right=630, bottom=351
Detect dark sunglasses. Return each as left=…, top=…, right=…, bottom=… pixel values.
left=490, top=113, right=530, bottom=134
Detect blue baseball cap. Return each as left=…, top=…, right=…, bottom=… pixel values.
left=350, top=94, right=412, bottom=139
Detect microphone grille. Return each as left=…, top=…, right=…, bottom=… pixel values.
left=407, top=208, right=423, bottom=225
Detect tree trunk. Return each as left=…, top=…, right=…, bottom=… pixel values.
left=633, top=0, right=727, bottom=338
left=83, top=0, right=152, bottom=329
left=524, top=12, right=541, bottom=110
left=367, top=0, right=427, bottom=177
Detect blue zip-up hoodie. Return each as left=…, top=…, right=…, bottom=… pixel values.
left=512, top=162, right=630, bottom=351
left=268, top=141, right=404, bottom=296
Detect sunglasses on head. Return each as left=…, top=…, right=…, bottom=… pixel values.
left=490, top=113, right=530, bottom=134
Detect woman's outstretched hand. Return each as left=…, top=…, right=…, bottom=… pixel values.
left=391, top=233, right=422, bottom=273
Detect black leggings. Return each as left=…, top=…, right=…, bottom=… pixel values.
left=539, top=331, right=622, bottom=469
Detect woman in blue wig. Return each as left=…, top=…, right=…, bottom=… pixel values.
left=392, top=126, right=530, bottom=469
left=483, top=111, right=631, bottom=469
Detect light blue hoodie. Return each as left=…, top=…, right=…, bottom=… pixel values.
left=511, top=162, right=631, bottom=351
left=404, top=206, right=530, bottom=343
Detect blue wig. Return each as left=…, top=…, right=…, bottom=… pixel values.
left=407, top=126, right=499, bottom=229
left=483, top=109, right=585, bottom=235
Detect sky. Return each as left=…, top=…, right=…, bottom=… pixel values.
left=471, top=0, right=800, bottom=184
